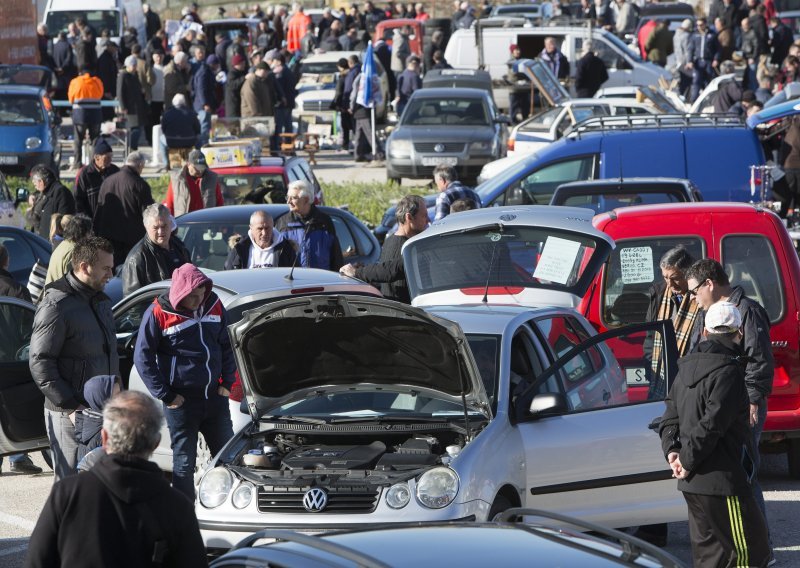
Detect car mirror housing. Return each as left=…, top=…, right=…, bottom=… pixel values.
left=15, top=187, right=29, bottom=206
left=495, top=115, right=512, bottom=125
left=528, top=393, right=567, bottom=418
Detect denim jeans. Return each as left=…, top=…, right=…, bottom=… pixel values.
left=164, top=394, right=233, bottom=500
left=751, top=399, right=771, bottom=541
left=45, top=407, right=79, bottom=482
left=0, top=454, right=28, bottom=467
left=197, top=109, right=211, bottom=147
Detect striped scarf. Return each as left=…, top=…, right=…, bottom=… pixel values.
left=650, top=289, right=700, bottom=398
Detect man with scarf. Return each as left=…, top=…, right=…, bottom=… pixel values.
left=539, top=37, right=570, bottom=82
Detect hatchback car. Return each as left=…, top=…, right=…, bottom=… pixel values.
left=210, top=155, right=323, bottom=206
left=175, top=204, right=380, bottom=271
left=385, top=87, right=510, bottom=185
left=580, top=202, right=800, bottom=477
left=0, top=64, right=61, bottom=176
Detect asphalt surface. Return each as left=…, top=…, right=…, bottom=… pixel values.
left=0, top=451, right=798, bottom=566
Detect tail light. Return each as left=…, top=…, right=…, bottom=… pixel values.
left=229, top=370, right=244, bottom=402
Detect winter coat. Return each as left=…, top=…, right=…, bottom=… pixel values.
left=165, top=168, right=221, bottom=217
left=771, top=21, right=794, bottom=65
left=45, top=239, right=76, bottom=285
left=163, top=61, right=190, bottom=110
left=121, top=236, right=191, bottom=297
left=29, top=272, right=119, bottom=412
left=240, top=74, right=275, bottom=118
left=191, top=62, right=216, bottom=112
left=93, top=166, right=155, bottom=250
left=673, top=28, right=693, bottom=69
left=355, top=233, right=410, bottom=303
left=34, top=179, right=76, bottom=240
left=391, top=33, right=411, bottom=73
left=742, top=28, right=761, bottom=60
left=659, top=337, right=754, bottom=496
left=224, top=67, right=247, bottom=118
left=575, top=51, right=608, bottom=98
left=713, top=78, right=744, bottom=113
left=396, top=69, right=422, bottom=104
left=0, top=268, right=32, bottom=362
left=274, top=205, right=343, bottom=271
left=74, top=159, right=120, bottom=218
left=224, top=230, right=297, bottom=269
left=74, top=374, right=117, bottom=459
left=539, top=48, right=570, bottom=80
left=25, top=453, right=207, bottom=568
left=96, top=50, right=118, bottom=98
left=0, top=268, right=30, bottom=301
left=688, top=30, right=720, bottom=63
left=67, top=72, right=104, bottom=126
left=134, top=264, right=236, bottom=404
left=645, top=23, right=674, bottom=66
left=161, top=105, right=200, bottom=148
left=272, top=65, right=296, bottom=109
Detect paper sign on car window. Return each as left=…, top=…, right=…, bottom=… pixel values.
left=533, top=236, right=582, bottom=284
left=620, top=247, right=654, bottom=284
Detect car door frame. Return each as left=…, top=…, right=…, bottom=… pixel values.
left=516, top=319, right=685, bottom=527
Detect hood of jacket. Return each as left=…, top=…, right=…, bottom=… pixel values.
left=91, top=453, right=172, bottom=504
left=168, top=263, right=211, bottom=309
left=82, top=374, right=118, bottom=411
left=678, top=337, right=747, bottom=388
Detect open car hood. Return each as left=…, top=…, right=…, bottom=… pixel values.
left=229, top=295, right=491, bottom=419
left=0, top=65, right=52, bottom=89
left=402, top=206, right=615, bottom=309
left=746, top=99, right=800, bottom=129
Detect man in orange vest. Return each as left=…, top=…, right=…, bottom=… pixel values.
left=67, top=66, right=104, bottom=169
left=286, top=4, right=312, bottom=54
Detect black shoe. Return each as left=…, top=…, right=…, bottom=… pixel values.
left=632, top=529, right=667, bottom=548
left=10, top=458, right=43, bottom=474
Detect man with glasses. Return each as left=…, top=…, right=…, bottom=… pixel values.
left=275, top=180, right=343, bottom=271
left=686, top=18, right=720, bottom=103
left=685, top=258, right=775, bottom=565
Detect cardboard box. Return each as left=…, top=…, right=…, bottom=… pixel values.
left=201, top=138, right=262, bottom=168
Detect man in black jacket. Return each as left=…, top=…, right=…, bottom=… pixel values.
left=25, top=390, right=208, bottom=568
left=74, top=138, right=120, bottom=218
left=658, top=301, right=770, bottom=568
left=224, top=54, right=248, bottom=119
left=224, top=210, right=296, bottom=270
left=93, top=152, right=155, bottom=267
left=29, top=164, right=75, bottom=240
left=575, top=42, right=609, bottom=98
left=340, top=194, right=426, bottom=303
left=29, top=237, right=118, bottom=481
left=121, top=204, right=190, bottom=297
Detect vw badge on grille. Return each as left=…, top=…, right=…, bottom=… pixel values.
left=434, top=143, right=445, bottom=153
left=303, top=488, right=328, bottom=512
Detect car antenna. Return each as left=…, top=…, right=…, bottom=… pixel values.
left=481, top=229, right=502, bottom=304
left=618, top=147, right=624, bottom=183
left=284, top=247, right=300, bottom=281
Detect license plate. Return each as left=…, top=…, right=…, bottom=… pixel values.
left=421, top=156, right=457, bottom=166
left=625, top=367, right=649, bottom=386
left=0, top=155, right=19, bottom=165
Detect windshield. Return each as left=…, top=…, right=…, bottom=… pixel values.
left=215, top=173, right=287, bottom=205
left=45, top=10, right=120, bottom=36
left=177, top=221, right=254, bottom=270
left=0, top=95, right=44, bottom=125
left=402, top=97, right=490, bottom=126
left=405, top=226, right=600, bottom=297
left=300, top=61, right=340, bottom=75
left=520, top=107, right=561, bottom=130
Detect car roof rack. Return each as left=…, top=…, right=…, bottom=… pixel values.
left=565, top=113, right=745, bottom=139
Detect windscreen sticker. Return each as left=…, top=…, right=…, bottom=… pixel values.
left=532, top=236, right=582, bottom=284
left=620, top=247, right=654, bottom=284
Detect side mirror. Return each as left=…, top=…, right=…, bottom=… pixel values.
left=15, top=187, right=29, bottom=206
left=495, top=115, right=512, bottom=125
left=528, top=393, right=567, bottom=418
left=616, top=58, right=632, bottom=71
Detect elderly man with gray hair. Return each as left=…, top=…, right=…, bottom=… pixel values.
left=275, top=180, right=343, bottom=270
left=225, top=210, right=297, bottom=270
left=25, top=391, right=208, bottom=567
left=93, top=151, right=155, bottom=266
left=121, top=204, right=190, bottom=296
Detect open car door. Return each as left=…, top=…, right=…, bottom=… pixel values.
left=0, top=297, right=48, bottom=456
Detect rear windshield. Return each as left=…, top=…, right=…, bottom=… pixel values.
left=403, top=98, right=489, bottom=126
left=216, top=173, right=287, bottom=205
left=0, top=95, right=44, bottom=125
left=45, top=10, right=120, bottom=35
left=554, top=185, right=690, bottom=214
left=603, top=237, right=705, bottom=327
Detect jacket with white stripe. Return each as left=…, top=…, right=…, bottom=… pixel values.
left=134, top=292, right=236, bottom=404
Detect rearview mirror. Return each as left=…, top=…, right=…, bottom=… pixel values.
left=15, top=187, right=29, bottom=206
left=528, top=393, right=567, bottom=418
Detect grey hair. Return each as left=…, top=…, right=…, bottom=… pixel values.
left=288, top=179, right=314, bottom=201
left=142, top=203, right=171, bottom=226
left=30, top=163, right=55, bottom=185
left=172, top=93, right=187, bottom=107
left=249, top=210, right=274, bottom=225
left=395, top=194, right=426, bottom=226
left=433, top=164, right=458, bottom=184
left=719, top=60, right=736, bottom=75
left=659, top=245, right=695, bottom=272
left=102, top=391, right=163, bottom=459
left=125, top=151, right=146, bottom=168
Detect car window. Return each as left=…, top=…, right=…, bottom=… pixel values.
left=603, top=237, right=705, bottom=327
left=555, top=186, right=687, bottom=214
left=177, top=222, right=248, bottom=270
left=496, top=156, right=596, bottom=206
left=45, top=10, right=119, bottom=36
left=721, top=235, right=784, bottom=323
left=403, top=98, right=489, bottom=126
left=613, top=105, right=651, bottom=116
left=217, top=174, right=286, bottom=205
left=520, top=107, right=562, bottom=130
left=0, top=301, right=33, bottom=362
left=330, top=215, right=358, bottom=258
left=0, top=232, right=36, bottom=274
left=536, top=316, right=603, bottom=391
left=350, top=218, right=376, bottom=259
left=0, top=94, right=44, bottom=125
left=467, top=334, right=501, bottom=407
left=115, top=293, right=161, bottom=335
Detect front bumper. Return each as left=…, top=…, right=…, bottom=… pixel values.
left=0, top=150, right=53, bottom=176
left=386, top=154, right=493, bottom=181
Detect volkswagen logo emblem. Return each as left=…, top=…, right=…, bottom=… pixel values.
left=499, top=213, right=517, bottom=221
left=434, top=143, right=445, bottom=153
left=302, top=488, right=328, bottom=512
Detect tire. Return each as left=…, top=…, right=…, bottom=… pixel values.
left=488, top=495, right=512, bottom=521
left=788, top=439, right=800, bottom=479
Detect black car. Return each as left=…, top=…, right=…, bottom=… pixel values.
left=176, top=205, right=381, bottom=270
left=0, top=226, right=51, bottom=286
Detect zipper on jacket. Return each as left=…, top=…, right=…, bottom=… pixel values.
left=198, top=307, right=213, bottom=399
left=169, top=356, right=177, bottom=385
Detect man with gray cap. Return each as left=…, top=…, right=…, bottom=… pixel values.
left=658, top=301, right=770, bottom=568
left=164, top=150, right=223, bottom=217
left=117, top=55, right=148, bottom=151
left=74, top=138, right=120, bottom=218
left=673, top=18, right=695, bottom=98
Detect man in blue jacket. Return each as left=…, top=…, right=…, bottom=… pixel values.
left=134, top=263, right=235, bottom=499
left=190, top=45, right=217, bottom=147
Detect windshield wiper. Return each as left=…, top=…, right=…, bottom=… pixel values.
left=328, top=415, right=452, bottom=424
left=264, top=415, right=328, bottom=425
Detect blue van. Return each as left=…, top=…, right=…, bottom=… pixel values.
left=476, top=115, right=766, bottom=205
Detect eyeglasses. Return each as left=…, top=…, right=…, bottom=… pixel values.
left=688, top=280, right=709, bottom=297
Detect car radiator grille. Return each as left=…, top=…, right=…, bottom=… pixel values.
left=414, top=142, right=465, bottom=153
left=256, top=485, right=381, bottom=513
left=301, top=100, right=330, bottom=112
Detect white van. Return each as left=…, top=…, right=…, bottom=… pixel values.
left=444, top=26, right=670, bottom=99
left=42, top=0, right=145, bottom=46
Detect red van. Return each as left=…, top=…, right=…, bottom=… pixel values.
left=578, top=202, right=800, bottom=477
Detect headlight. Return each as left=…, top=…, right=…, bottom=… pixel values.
left=388, top=139, right=412, bottom=158
left=469, top=140, right=492, bottom=153
left=386, top=482, right=411, bottom=509
left=198, top=467, right=232, bottom=508
left=25, top=137, right=42, bottom=150
left=416, top=467, right=459, bottom=509
left=232, top=481, right=255, bottom=509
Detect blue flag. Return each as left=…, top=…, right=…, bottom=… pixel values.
left=356, top=43, right=376, bottom=108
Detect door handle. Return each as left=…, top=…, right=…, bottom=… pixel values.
left=648, top=417, right=661, bottom=431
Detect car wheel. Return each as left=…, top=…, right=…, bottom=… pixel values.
left=488, top=495, right=512, bottom=521
left=388, top=177, right=401, bottom=185
left=788, top=439, right=800, bottom=479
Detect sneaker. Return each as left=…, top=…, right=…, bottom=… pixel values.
left=9, top=458, right=43, bottom=474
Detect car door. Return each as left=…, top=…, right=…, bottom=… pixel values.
left=0, top=297, right=48, bottom=456
left=516, top=319, right=685, bottom=528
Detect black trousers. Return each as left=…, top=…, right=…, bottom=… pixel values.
left=73, top=122, right=100, bottom=167
left=684, top=491, right=770, bottom=568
